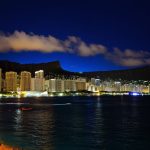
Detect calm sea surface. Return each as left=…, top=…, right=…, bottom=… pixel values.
left=0, top=96, right=150, bottom=150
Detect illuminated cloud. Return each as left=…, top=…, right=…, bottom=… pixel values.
left=0, top=31, right=107, bottom=56
left=0, top=31, right=150, bottom=67
left=0, top=31, right=67, bottom=52
left=107, top=48, right=150, bottom=67
left=65, top=36, right=107, bottom=56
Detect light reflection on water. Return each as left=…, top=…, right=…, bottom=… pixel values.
left=0, top=96, right=150, bottom=150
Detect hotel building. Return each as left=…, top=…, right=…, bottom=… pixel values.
left=56, top=79, right=65, bottom=92
left=5, top=71, right=17, bottom=91
left=64, top=80, right=76, bottom=92
left=45, top=79, right=81, bottom=93
left=31, top=70, right=45, bottom=92
left=76, top=78, right=86, bottom=91
left=20, top=71, right=31, bottom=91
left=35, top=70, right=44, bottom=78
left=44, top=79, right=56, bottom=92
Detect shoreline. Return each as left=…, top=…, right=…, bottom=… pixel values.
left=0, top=93, right=150, bottom=100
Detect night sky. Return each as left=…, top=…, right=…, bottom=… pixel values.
left=0, top=0, right=150, bottom=72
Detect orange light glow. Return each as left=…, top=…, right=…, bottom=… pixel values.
left=0, top=144, right=20, bottom=150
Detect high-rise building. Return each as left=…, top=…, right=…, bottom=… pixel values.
left=113, top=81, right=121, bottom=91
left=56, top=79, right=64, bottom=92
left=95, top=79, right=100, bottom=86
left=64, top=80, right=76, bottom=92
left=30, top=78, right=35, bottom=91
left=34, top=78, right=45, bottom=91
left=76, top=81, right=86, bottom=91
left=5, top=72, right=17, bottom=91
left=49, top=79, right=56, bottom=92
left=31, top=70, right=45, bottom=92
left=31, top=78, right=44, bottom=91
left=35, top=70, right=44, bottom=78
left=91, top=78, right=100, bottom=86
left=0, top=68, right=2, bottom=92
left=45, top=79, right=65, bottom=93
left=20, top=71, right=31, bottom=91
left=44, top=80, right=50, bottom=92
left=44, top=79, right=65, bottom=93
left=76, top=78, right=86, bottom=91
left=91, top=78, right=96, bottom=85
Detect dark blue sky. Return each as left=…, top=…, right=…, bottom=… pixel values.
left=0, top=0, right=150, bottom=72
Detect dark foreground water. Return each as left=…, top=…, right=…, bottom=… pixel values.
left=0, top=96, right=150, bottom=150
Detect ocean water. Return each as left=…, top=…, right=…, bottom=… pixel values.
left=0, top=96, right=150, bottom=150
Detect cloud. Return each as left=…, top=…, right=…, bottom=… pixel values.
left=65, top=36, right=107, bottom=56
left=0, top=30, right=150, bottom=67
left=0, top=31, right=67, bottom=52
left=0, top=31, right=107, bottom=56
left=107, top=48, right=150, bottom=67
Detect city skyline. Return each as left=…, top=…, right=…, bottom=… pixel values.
left=0, top=68, right=150, bottom=95
left=0, top=0, right=150, bottom=72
